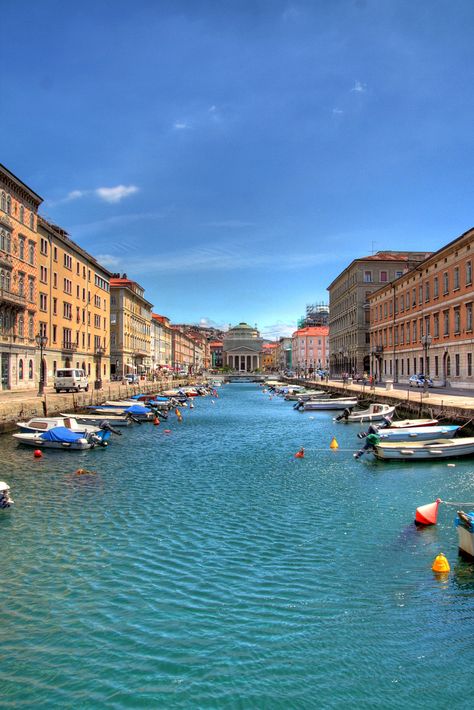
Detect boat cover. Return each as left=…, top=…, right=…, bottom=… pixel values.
left=125, top=405, right=149, bottom=415
left=41, top=427, right=85, bottom=443
left=456, top=511, right=474, bottom=531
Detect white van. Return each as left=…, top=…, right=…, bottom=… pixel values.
left=54, top=368, right=89, bottom=393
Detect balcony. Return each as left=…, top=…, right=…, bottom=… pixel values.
left=0, top=253, right=13, bottom=269
left=0, top=287, right=27, bottom=309
left=62, top=341, right=78, bottom=353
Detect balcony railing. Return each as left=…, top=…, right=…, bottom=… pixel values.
left=62, top=341, right=78, bottom=352
left=0, top=288, right=27, bottom=308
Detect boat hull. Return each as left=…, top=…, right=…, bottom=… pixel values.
left=303, top=399, right=358, bottom=411
left=378, top=425, right=460, bottom=442
left=374, top=438, right=474, bottom=460
left=12, top=433, right=92, bottom=450
left=457, top=525, right=474, bottom=560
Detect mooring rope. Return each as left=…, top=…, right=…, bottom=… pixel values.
left=440, top=500, right=474, bottom=507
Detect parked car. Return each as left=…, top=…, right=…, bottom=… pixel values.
left=409, top=374, right=434, bottom=388
left=124, top=374, right=139, bottom=384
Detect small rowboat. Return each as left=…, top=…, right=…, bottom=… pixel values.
left=374, top=437, right=474, bottom=460
left=388, top=418, right=438, bottom=428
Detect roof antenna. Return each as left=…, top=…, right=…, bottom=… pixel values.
left=371, top=240, right=376, bottom=255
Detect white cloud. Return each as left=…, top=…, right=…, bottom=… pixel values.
left=204, top=220, right=255, bottom=228
left=261, top=321, right=297, bottom=339
left=332, top=108, right=344, bottom=115
left=208, top=105, right=217, bottom=113
left=67, top=189, right=85, bottom=201
left=94, top=254, right=122, bottom=268
left=351, top=80, right=366, bottom=93
left=173, top=121, right=190, bottom=130
left=95, top=185, right=139, bottom=203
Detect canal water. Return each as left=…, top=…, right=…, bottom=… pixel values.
left=1, top=383, right=474, bottom=708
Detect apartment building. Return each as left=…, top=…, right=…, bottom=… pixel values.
left=0, top=164, right=43, bottom=391
left=262, top=342, right=278, bottom=371
left=150, top=313, right=173, bottom=372
left=110, top=275, right=153, bottom=378
left=327, top=251, right=430, bottom=376
left=291, top=326, right=329, bottom=375
left=37, top=218, right=112, bottom=386
left=369, top=228, right=474, bottom=388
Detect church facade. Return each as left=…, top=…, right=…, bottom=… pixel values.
left=223, top=322, right=263, bottom=372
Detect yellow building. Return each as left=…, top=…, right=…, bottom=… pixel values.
left=0, top=163, right=43, bottom=391
left=110, top=275, right=152, bottom=378
left=37, top=218, right=111, bottom=387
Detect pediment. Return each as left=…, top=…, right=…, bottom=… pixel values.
left=225, top=346, right=260, bottom=354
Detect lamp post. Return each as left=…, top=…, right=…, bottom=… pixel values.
left=421, top=334, right=432, bottom=385
left=95, top=345, right=105, bottom=389
left=35, top=333, right=48, bottom=396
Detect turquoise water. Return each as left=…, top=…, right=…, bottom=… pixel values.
left=1, top=383, right=474, bottom=708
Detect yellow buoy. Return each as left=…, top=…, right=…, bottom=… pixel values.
left=329, top=437, right=339, bottom=450
left=432, top=553, right=450, bottom=573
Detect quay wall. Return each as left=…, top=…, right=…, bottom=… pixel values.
left=284, top=378, right=474, bottom=432
left=0, top=379, right=196, bottom=434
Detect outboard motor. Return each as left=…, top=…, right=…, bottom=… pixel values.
left=99, top=420, right=122, bottom=436
left=294, top=400, right=305, bottom=411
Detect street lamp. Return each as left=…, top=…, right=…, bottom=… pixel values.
left=95, top=346, right=105, bottom=389
left=35, top=333, right=48, bottom=395
left=421, top=334, right=432, bottom=379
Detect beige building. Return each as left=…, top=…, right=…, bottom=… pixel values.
left=151, top=313, right=173, bottom=372
left=37, top=218, right=112, bottom=387
left=0, top=164, right=43, bottom=391
left=223, top=322, right=263, bottom=371
left=327, top=251, right=430, bottom=376
left=110, top=275, right=152, bottom=378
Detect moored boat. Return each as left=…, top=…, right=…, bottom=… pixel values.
left=337, top=403, right=396, bottom=422
left=455, top=511, right=474, bottom=560
left=60, top=412, right=131, bottom=427
left=297, top=397, right=358, bottom=411
left=0, top=482, right=13, bottom=508
left=388, top=418, right=438, bottom=428
left=373, top=437, right=474, bottom=460
left=16, top=416, right=100, bottom=435
left=378, top=425, right=460, bottom=442
left=13, top=426, right=111, bottom=450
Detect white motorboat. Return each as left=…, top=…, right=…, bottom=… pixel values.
left=60, top=412, right=131, bottom=427
left=286, top=390, right=328, bottom=401
left=297, top=397, right=358, bottom=411
left=377, top=425, right=460, bottom=442
left=337, top=403, right=396, bottom=423
left=456, top=511, right=474, bottom=560
left=13, top=426, right=111, bottom=450
left=373, top=437, right=474, bottom=460
left=0, top=482, right=13, bottom=508
left=388, top=418, right=438, bottom=428
left=16, top=416, right=100, bottom=435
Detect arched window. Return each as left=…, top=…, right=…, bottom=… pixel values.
left=28, top=359, right=33, bottom=379
left=28, top=316, right=34, bottom=340
left=19, top=206, right=24, bottom=224
left=18, top=315, right=24, bottom=337
left=18, top=274, right=24, bottom=297
left=18, top=359, right=24, bottom=380
left=4, top=272, right=10, bottom=291
left=0, top=193, right=5, bottom=212
left=29, top=213, right=35, bottom=230
left=6, top=196, right=11, bottom=215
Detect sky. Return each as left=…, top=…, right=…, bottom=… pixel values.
left=2, top=0, right=474, bottom=339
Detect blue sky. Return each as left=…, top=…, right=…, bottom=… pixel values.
left=2, top=0, right=474, bottom=338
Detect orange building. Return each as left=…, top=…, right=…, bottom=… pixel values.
left=37, top=218, right=112, bottom=386
left=0, top=164, right=43, bottom=391
left=369, top=227, right=474, bottom=388
left=262, top=342, right=278, bottom=371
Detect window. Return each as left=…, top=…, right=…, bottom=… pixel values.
left=467, top=260, right=472, bottom=286
left=19, top=205, right=24, bottom=224
left=52, top=325, right=57, bottom=343
left=18, top=315, right=24, bottom=338
left=433, top=313, right=439, bottom=338
left=53, top=297, right=57, bottom=315
left=28, top=277, right=34, bottom=302
left=28, top=359, right=33, bottom=379
left=53, top=272, right=57, bottom=288
left=63, top=278, right=72, bottom=294
left=39, top=293, right=48, bottom=311
left=28, top=241, right=35, bottom=265
left=380, top=271, right=388, bottom=282
left=0, top=229, right=11, bottom=253
left=405, top=292, right=410, bottom=310
left=455, top=353, right=460, bottom=377
left=364, top=271, right=372, bottom=283
left=63, top=302, right=72, bottom=319
left=19, top=237, right=25, bottom=260
left=424, top=316, right=430, bottom=336
left=18, top=273, right=25, bottom=297
left=468, top=353, right=472, bottom=377
left=29, top=213, right=35, bottom=231
left=425, top=282, right=430, bottom=302
left=18, top=359, right=23, bottom=380
left=53, top=246, right=58, bottom=261
left=413, top=320, right=417, bottom=342
left=467, top=303, right=473, bottom=332
left=433, top=276, right=439, bottom=298
left=454, top=266, right=460, bottom=290
left=418, top=285, right=422, bottom=304
left=40, top=266, right=48, bottom=283
left=406, top=323, right=410, bottom=344
left=446, top=355, right=451, bottom=377
left=443, top=272, right=449, bottom=294
left=412, top=288, right=416, bottom=307
left=40, top=237, right=48, bottom=255
left=64, top=253, right=72, bottom=270
left=454, top=307, right=460, bottom=334
left=384, top=303, right=388, bottom=318
left=395, top=271, right=403, bottom=278
left=39, top=321, right=47, bottom=338
left=400, top=296, right=404, bottom=312
left=434, top=355, right=439, bottom=377
left=443, top=310, right=450, bottom=336
left=28, top=316, right=34, bottom=340
left=6, top=196, right=11, bottom=214
left=0, top=193, right=5, bottom=211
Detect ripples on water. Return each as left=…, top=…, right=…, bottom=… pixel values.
left=1, top=384, right=474, bottom=708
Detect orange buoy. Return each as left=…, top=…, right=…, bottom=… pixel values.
left=164, top=429, right=172, bottom=434
left=153, top=417, right=160, bottom=426
left=329, top=437, right=339, bottom=450
left=415, top=498, right=441, bottom=526
left=295, top=447, right=305, bottom=459
left=34, top=449, right=43, bottom=458
left=432, top=553, right=450, bottom=574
